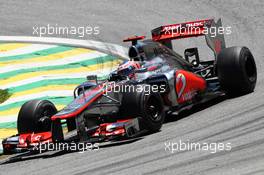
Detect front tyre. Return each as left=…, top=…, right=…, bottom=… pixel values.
left=120, top=84, right=165, bottom=132
left=17, top=100, right=57, bottom=134
left=216, top=46, right=257, bottom=96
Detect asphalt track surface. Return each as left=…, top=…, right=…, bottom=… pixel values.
left=1, top=0, right=264, bottom=174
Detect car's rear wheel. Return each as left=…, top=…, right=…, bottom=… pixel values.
left=17, top=100, right=57, bottom=134
left=120, top=84, right=165, bottom=132
left=216, top=46, right=257, bottom=96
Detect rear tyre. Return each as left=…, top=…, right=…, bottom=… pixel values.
left=120, top=84, right=165, bottom=132
left=216, top=46, right=257, bottom=96
left=17, top=100, right=57, bottom=134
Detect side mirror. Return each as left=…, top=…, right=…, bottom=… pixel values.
left=86, top=75, right=98, bottom=84
left=184, top=48, right=200, bottom=67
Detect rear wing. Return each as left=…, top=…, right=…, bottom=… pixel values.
left=151, top=18, right=226, bottom=57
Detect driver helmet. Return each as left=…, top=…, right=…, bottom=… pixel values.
left=117, top=60, right=141, bottom=78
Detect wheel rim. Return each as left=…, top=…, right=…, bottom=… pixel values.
left=38, top=105, right=56, bottom=131
left=245, top=55, right=257, bottom=82
left=42, top=107, right=55, bottom=118
left=146, top=96, right=162, bottom=122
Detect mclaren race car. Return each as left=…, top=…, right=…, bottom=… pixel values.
left=2, top=18, right=257, bottom=154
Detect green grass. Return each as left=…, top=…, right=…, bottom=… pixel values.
left=0, top=89, right=11, bottom=104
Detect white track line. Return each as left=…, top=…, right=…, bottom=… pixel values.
left=0, top=36, right=129, bottom=59
left=0, top=67, right=115, bottom=89
left=0, top=44, right=57, bottom=58
left=0, top=115, right=18, bottom=123
left=0, top=90, right=73, bottom=107
left=0, top=51, right=107, bottom=74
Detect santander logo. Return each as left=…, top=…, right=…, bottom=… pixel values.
left=186, top=22, right=204, bottom=27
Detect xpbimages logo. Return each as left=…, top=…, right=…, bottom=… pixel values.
left=105, top=82, right=166, bottom=95
left=32, top=24, right=100, bottom=37
left=32, top=141, right=100, bottom=153
left=163, top=23, right=232, bottom=38
left=164, top=140, right=232, bottom=154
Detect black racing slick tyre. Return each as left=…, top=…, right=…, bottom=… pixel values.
left=216, top=46, right=257, bottom=96
left=120, top=84, right=165, bottom=132
left=17, top=100, right=57, bottom=134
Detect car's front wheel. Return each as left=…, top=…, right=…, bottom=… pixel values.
left=17, top=100, right=57, bottom=134
left=120, top=84, right=165, bottom=132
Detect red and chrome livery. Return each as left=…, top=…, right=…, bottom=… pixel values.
left=2, top=18, right=257, bottom=155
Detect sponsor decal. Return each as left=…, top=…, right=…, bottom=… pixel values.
left=176, top=73, right=186, bottom=98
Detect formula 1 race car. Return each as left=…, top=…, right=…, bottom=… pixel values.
left=2, top=18, right=257, bottom=154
